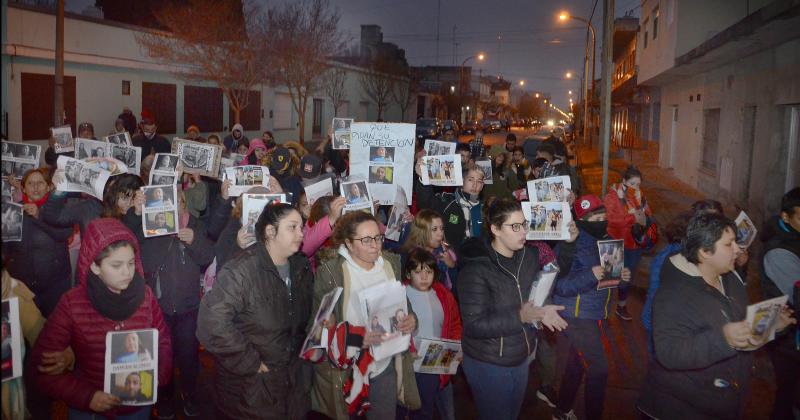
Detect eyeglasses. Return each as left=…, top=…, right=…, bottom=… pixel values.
left=352, top=234, right=385, bottom=246
left=503, top=223, right=529, bottom=232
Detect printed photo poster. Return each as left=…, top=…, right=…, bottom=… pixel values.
left=340, top=179, right=373, bottom=214
left=413, top=338, right=461, bottom=375
left=420, top=154, right=463, bottom=187
left=76, top=138, right=141, bottom=176
left=423, top=139, right=456, bottom=157
left=349, top=123, right=415, bottom=205
left=303, top=176, right=334, bottom=206
left=75, top=138, right=108, bottom=160
left=84, top=157, right=128, bottom=176
left=332, top=118, right=353, bottom=150
left=110, top=144, right=142, bottom=176
left=1, top=141, right=41, bottom=178
left=1, top=180, right=13, bottom=200
left=300, top=287, right=343, bottom=356
left=475, top=159, right=493, bottom=184
left=241, top=193, right=287, bottom=235
left=527, top=176, right=572, bottom=202
left=734, top=211, right=758, bottom=249
left=149, top=153, right=179, bottom=185
left=597, top=239, right=624, bottom=290
left=56, top=156, right=111, bottom=200
left=141, top=185, right=179, bottom=238
left=1, top=201, right=23, bottom=242
left=51, top=125, right=74, bottom=154
left=528, top=262, right=560, bottom=308
left=358, top=281, right=411, bottom=361
left=744, top=295, right=789, bottom=349
left=2, top=298, right=23, bottom=382
left=223, top=166, right=270, bottom=197
left=172, top=138, right=223, bottom=177
left=384, top=186, right=409, bottom=242
left=104, top=131, right=132, bottom=146
left=104, top=329, right=158, bottom=406
left=522, top=201, right=573, bottom=241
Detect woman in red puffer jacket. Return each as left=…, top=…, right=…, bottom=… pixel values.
left=30, top=218, right=172, bottom=419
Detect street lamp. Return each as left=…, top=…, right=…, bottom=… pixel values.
left=568, top=90, right=573, bottom=95
left=559, top=10, right=596, bottom=146
left=459, top=53, right=486, bottom=123
left=534, top=93, right=540, bottom=98
left=565, top=71, right=573, bottom=79
left=519, top=80, right=525, bottom=86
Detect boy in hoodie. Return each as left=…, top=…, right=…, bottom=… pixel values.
left=551, top=195, right=631, bottom=420
left=223, top=123, right=249, bottom=153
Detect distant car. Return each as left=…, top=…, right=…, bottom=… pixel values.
left=488, top=119, right=503, bottom=132
left=462, top=120, right=480, bottom=135
left=416, top=118, right=442, bottom=140
left=442, top=119, right=460, bottom=135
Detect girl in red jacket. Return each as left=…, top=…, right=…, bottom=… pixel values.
left=30, top=218, right=172, bottom=419
left=402, top=247, right=462, bottom=420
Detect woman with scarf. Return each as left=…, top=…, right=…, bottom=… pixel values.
left=29, top=218, right=172, bottom=419
left=310, top=211, right=420, bottom=419
left=603, top=166, right=653, bottom=321
left=3, top=169, right=73, bottom=317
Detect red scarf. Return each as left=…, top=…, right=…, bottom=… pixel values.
left=22, top=191, right=50, bottom=208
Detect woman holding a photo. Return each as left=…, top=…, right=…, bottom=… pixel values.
left=310, top=211, right=419, bottom=419
left=197, top=203, right=314, bottom=419
left=29, top=218, right=172, bottom=419
left=458, top=198, right=570, bottom=420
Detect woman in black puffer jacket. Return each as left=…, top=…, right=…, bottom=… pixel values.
left=458, top=199, right=569, bottom=420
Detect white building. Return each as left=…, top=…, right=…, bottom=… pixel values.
left=1, top=2, right=412, bottom=153
left=637, top=0, right=800, bottom=221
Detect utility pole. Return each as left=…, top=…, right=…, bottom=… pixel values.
left=54, top=0, right=65, bottom=127
left=600, top=0, right=615, bottom=193
left=435, top=0, right=441, bottom=65
left=451, top=25, right=458, bottom=66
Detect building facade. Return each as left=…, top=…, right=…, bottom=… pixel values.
left=637, top=0, right=800, bottom=221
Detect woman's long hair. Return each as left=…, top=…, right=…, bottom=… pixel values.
left=400, top=209, right=442, bottom=253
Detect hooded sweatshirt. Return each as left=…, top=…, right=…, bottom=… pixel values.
left=223, top=123, right=250, bottom=152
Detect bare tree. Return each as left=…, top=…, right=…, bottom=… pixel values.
left=261, top=0, right=346, bottom=144
left=136, top=0, right=262, bottom=125
left=322, top=67, right=348, bottom=117
left=391, top=74, right=418, bottom=122
left=360, top=59, right=396, bottom=121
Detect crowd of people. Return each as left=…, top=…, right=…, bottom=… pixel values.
left=1, top=109, right=797, bottom=420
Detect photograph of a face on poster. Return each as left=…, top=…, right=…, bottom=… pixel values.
left=150, top=175, right=176, bottom=186
left=734, top=211, right=758, bottom=248
left=110, top=330, right=155, bottom=363
left=522, top=201, right=572, bottom=241
left=223, top=166, right=270, bottom=197
left=172, top=138, right=222, bottom=177
left=104, top=132, right=132, bottom=146
left=154, top=154, right=178, bottom=173
left=12, top=163, right=34, bottom=178
left=341, top=180, right=371, bottom=206
left=368, top=165, right=393, bottom=184
left=51, top=125, right=74, bottom=154
left=75, top=138, right=106, bottom=161
left=332, top=118, right=353, bottom=150
left=144, top=185, right=175, bottom=209
left=359, top=281, right=411, bottom=361
left=529, top=176, right=572, bottom=202
left=597, top=239, right=624, bottom=290
left=241, top=194, right=287, bottom=235
left=2, top=298, right=23, bottom=382
left=144, top=211, right=177, bottom=237
left=56, top=156, right=111, bottom=200
left=423, top=139, right=457, bottom=157
left=369, top=146, right=395, bottom=163
left=104, top=329, right=158, bottom=406
left=110, top=370, right=155, bottom=405
left=2, top=142, right=41, bottom=175
left=420, top=155, right=462, bottom=186
left=111, top=145, right=141, bottom=175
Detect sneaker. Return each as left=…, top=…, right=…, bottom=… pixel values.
left=536, top=385, right=558, bottom=408
left=182, top=392, right=200, bottom=417
left=552, top=408, right=578, bottom=420
left=616, top=305, right=633, bottom=321
left=155, top=401, right=175, bottom=420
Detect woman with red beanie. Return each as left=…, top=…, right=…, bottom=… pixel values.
left=30, top=218, right=172, bottom=419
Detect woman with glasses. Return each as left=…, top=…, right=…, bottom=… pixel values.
left=197, top=203, right=314, bottom=419
left=415, top=161, right=487, bottom=258
left=458, top=198, right=570, bottom=420
left=310, top=211, right=420, bottom=419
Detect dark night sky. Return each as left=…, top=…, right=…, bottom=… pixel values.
left=67, top=0, right=641, bottom=110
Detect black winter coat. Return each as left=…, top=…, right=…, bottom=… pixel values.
left=40, top=192, right=101, bottom=234
left=638, top=254, right=752, bottom=420
left=457, top=237, right=539, bottom=367
left=140, top=215, right=214, bottom=315
left=3, top=212, right=73, bottom=317
left=197, top=245, right=314, bottom=419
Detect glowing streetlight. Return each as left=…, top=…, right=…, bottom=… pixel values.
left=568, top=90, right=573, bottom=95
left=558, top=12, right=569, bottom=21
left=565, top=71, right=573, bottom=79
left=535, top=93, right=540, bottom=98
left=519, top=80, right=525, bottom=86
left=450, top=85, right=455, bottom=93
left=477, top=53, right=485, bottom=61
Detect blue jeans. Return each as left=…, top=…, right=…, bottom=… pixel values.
left=619, top=248, right=643, bottom=303
left=401, top=373, right=455, bottom=420
left=68, top=407, right=151, bottom=420
left=462, top=355, right=530, bottom=420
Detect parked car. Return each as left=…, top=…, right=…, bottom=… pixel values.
left=416, top=118, right=442, bottom=140
left=488, top=119, right=503, bottom=132
left=442, top=119, right=460, bottom=135
left=462, top=120, right=481, bottom=135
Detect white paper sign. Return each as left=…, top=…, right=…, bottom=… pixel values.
left=475, top=159, right=492, bottom=184
left=332, top=118, right=353, bottom=150
left=528, top=263, right=560, bottom=308
left=522, top=201, right=572, bottom=241
left=340, top=179, right=373, bottom=214
left=527, top=176, right=572, bottom=202
left=1, top=298, right=23, bottom=382
left=241, top=193, right=287, bottom=235
left=413, top=337, right=461, bottom=375
left=1, top=201, right=24, bottom=242
left=300, top=287, right=343, bottom=355
left=420, top=154, right=463, bottom=187
left=141, top=184, right=179, bottom=238
left=384, top=186, right=409, bottom=242
left=744, top=295, right=789, bottom=349
left=104, top=329, right=159, bottom=405
left=358, top=281, right=411, bottom=361
left=76, top=138, right=141, bottom=176
left=1, top=141, right=41, bottom=178
left=104, top=132, right=132, bottom=146
left=172, top=138, right=223, bottom=177
left=150, top=153, right=179, bottom=185
left=734, top=211, right=758, bottom=249
left=423, top=139, right=456, bottom=156
left=223, top=165, right=270, bottom=197
left=51, top=125, right=74, bottom=154
left=303, top=176, right=334, bottom=206
left=56, top=155, right=111, bottom=200
left=350, top=123, right=415, bottom=205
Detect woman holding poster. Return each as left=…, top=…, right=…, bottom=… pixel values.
left=197, top=203, right=314, bottom=419
left=458, top=199, right=569, bottom=420
left=310, top=212, right=420, bottom=419
left=29, top=218, right=172, bottom=419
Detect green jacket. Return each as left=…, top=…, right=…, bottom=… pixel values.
left=310, top=251, right=420, bottom=419
left=482, top=166, right=520, bottom=201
